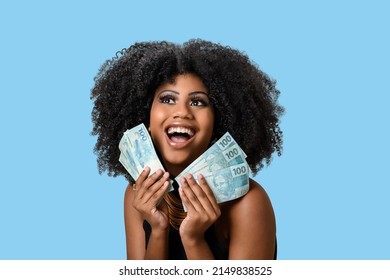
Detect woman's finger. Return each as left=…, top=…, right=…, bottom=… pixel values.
left=136, top=168, right=161, bottom=196
left=179, top=176, right=199, bottom=213
left=186, top=173, right=218, bottom=216
left=142, top=170, right=170, bottom=202
left=134, top=166, right=151, bottom=198
left=181, top=174, right=211, bottom=213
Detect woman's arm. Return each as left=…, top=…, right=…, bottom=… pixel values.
left=124, top=185, right=147, bottom=259
left=227, top=179, right=276, bottom=259
left=124, top=184, right=170, bottom=259
left=124, top=168, right=171, bottom=259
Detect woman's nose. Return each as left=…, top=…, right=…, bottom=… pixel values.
left=173, top=103, right=194, bottom=120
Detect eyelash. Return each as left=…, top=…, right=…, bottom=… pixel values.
left=158, top=94, right=175, bottom=104
left=158, top=94, right=210, bottom=107
left=190, top=97, right=209, bottom=106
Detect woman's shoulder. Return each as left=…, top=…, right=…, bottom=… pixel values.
left=124, top=183, right=134, bottom=198
left=218, top=179, right=277, bottom=259
left=248, top=179, right=274, bottom=206
left=222, top=178, right=275, bottom=223
left=228, top=178, right=272, bottom=205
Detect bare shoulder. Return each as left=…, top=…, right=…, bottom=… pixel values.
left=124, top=183, right=135, bottom=205
left=228, top=179, right=275, bottom=218
left=222, top=179, right=276, bottom=259
left=124, top=183, right=138, bottom=217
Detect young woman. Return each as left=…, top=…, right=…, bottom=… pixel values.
left=91, top=39, right=284, bottom=259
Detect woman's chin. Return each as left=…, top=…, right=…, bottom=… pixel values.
left=163, top=159, right=193, bottom=176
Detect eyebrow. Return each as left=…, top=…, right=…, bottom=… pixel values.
left=159, top=90, right=209, bottom=96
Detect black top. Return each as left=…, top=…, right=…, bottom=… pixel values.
left=143, top=221, right=277, bottom=259
left=143, top=180, right=277, bottom=259
left=143, top=220, right=229, bottom=259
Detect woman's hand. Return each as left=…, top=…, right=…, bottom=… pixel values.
left=178, top=173, right=221, bottom=243
left=132, top=166, right=170, bottom=232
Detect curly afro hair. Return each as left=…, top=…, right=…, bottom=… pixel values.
left=91, top=39, right=284, bottom=182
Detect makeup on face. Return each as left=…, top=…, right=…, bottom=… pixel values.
left=149, top=74, right=215, bottom=175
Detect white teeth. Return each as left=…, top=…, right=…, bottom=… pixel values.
left=167, top=127, right=195, bottom=137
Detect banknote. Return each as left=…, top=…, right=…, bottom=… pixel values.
left=119, top=125, right=250, bottom=205
left=182, top=163, right=250, bottom=204
left=119, top=153, right=133, bottom=178
left=119, top=136, right=140, bottom=179
left=123, top=123, right=164, bottom=175
left=176, top=132, right=246, bottom=176
left=181, top=142, right=248, bottom=176
left=119, top=123, right=173, bottom=191
left=205, top=163, right=250, bottom=203
left=175, top=132, right=250, bottom=208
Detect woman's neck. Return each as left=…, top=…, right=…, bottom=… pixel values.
left=163, top=162, right=187, bottom=178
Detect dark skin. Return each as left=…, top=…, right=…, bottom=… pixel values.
left=90, top=40, right=284, bottom=185
left=124, top=175, right=276, bottom=259
left=123, top=74, right=276, bottom=259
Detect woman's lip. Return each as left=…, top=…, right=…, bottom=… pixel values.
left=164, top=131, right=196, bottom=149
left=165, top=124, right=196, bottom=134
left=167, top=126, right=195, bottom=137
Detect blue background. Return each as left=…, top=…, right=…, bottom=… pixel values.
left=0, top=0, right=389, bottom=259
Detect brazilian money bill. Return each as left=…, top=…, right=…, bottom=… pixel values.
left=119, top=123, right=250, bottom=207
left=175, top=132, right=250, bottom=206
left=119, top=123, right=173, bottom=192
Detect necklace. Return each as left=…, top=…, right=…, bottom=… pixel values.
left=164, top=192, right=187, bottom=230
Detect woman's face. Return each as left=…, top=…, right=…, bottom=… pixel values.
left=149, top=73, right=215, bottom=176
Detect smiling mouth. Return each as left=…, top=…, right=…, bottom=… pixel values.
left=166, top=126, right=195, bottom=143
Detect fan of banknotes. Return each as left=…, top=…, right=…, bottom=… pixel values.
left=119, top=123, right=250, bottom=207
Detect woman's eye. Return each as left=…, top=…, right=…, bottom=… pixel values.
left=159, top=95, right=175, bottom=104
left=190, top=98, right=209, bottom=107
